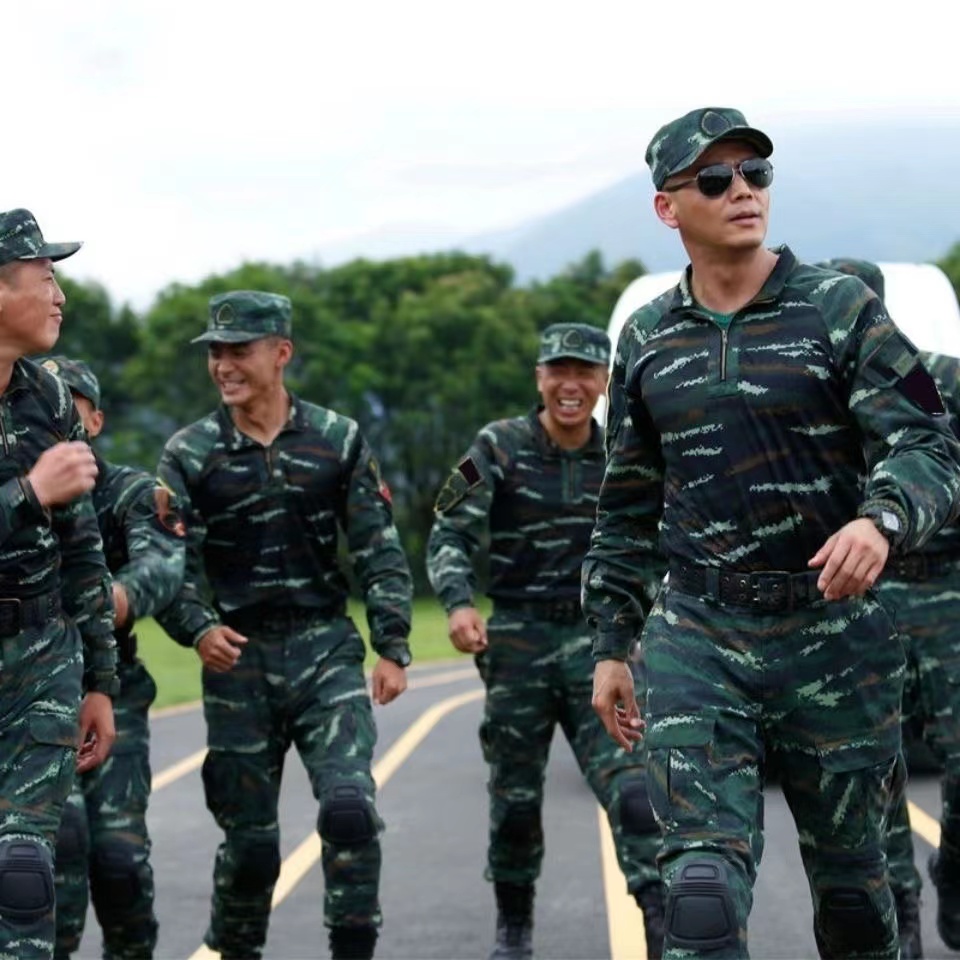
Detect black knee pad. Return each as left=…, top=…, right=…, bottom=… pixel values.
left=89, top=840, right=142, bottom=919
left=818, top=887, right=888, bottom=955
left=497, top=804, right=543, bottom=849
left=55, top=803, right=89, bottom=866
left=0, top=838, right=55, bottom=927
left=319, top=786, right=378, bottom=847
left=665, top=858, right=737, bottom=952
left=619, top=778, right=658, bottom=836
left=232, top=838, right=281, bottom=896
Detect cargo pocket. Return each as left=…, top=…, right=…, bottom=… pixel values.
left=28, top=711, right=78, bottom=807
left=646, top=715, right=719, bottom=831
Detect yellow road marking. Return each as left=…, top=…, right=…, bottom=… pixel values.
left=908, top=799, right=941, bottom=848
left=188, top=687, right=485, bottom=959
left=598, top=806, right=645, bottom=960
left=152, top=749, right=207, bottom=792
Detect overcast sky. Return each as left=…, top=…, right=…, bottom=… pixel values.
left=6, top=0, right=958, bottom=308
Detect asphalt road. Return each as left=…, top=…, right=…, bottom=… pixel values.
left=71, top=662, right=952, bottom=960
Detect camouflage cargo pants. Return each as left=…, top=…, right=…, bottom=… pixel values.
left=479, top=609, right=660, bottom=894
left=877, top=573, right=960, bottom=896
left=54, top=659, right=158, bottom=959
left=201, top=610, right=382, bottom=959
left=644, top=586, right=903, bottom=960
left=0, top=618, right=83, bottom=960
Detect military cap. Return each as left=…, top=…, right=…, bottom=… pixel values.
left=817, top=258, right=886, bottom=300
left=191, top=290, right=293, bottom=344
left=40, top=355, right=101, bottom=408
left=537, top=323, right=611, bottom=366
left=645, top=107, right=773, bottom=190
left=0, top=208, right=82, bottom=269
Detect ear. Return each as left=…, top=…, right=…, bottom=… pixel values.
left=653, top=191, right=680, bottom=230
left=87, top=409, right=105, bottom=440
left=276, top=339, right=294, bottom=368
left=534, top=364, right=546, bottom=393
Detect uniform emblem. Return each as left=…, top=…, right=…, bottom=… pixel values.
left=154, top=482, right=186, bottom=537
left=215, top=304, right=236, bottom=328
left=562, top=329, right=584, bottom=350
left=701, top=110, right=732, bottom=136
left=370, top=458, right=392, bottom=504
left=41, top=359, right=60, bottom=374
left=434, top=456, right=483, bottom=514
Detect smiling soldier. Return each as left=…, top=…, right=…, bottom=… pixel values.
left=427, top=322, right=665, bottom=960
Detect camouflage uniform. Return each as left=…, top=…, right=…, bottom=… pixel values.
left=427, top=323, right=665, bottom=958
left=0, top=211, right=117, bottom=960
left=42, top=358, right=185, bottom=960
left=157, top=292, right=412, bottom=960
left=583, top=111, right=960, bottom=960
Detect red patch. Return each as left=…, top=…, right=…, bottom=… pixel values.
left=378, top=478, right=392, bottom=505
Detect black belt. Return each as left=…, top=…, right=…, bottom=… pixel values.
left=885, top=553, right=960, bottom=582
left=669, top=561, right=821, bottom=612
left=494, top=598, right=584, bottom=624
left=0, top=592, right=61, bottom=638
left=223, top=600, right=347, bottom=629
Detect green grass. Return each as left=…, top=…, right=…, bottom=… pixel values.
left=138, top=596, right=489, bottom=710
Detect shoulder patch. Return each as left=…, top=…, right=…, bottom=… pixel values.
left=435, top=455, right=484, bottom=514
left=370, top=457, right=392, bottom=504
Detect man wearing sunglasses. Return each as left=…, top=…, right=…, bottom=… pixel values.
left=584, top=107, right=960, bottom=959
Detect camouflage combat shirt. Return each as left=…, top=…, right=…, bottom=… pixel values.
left=583, top=247, right=960, bottom=660
left=157, top=393, right=413, bottom=664
left=0, top=359, right=116, bottom=692
left=94, top=456, right=186, bottom=639
left=427, top=408, right=605, bottom=612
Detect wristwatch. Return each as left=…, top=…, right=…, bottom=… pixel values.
left=860, top=505, right=903, bottom=542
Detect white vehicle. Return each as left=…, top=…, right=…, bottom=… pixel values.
left=597, top=262, right=960, bottom=423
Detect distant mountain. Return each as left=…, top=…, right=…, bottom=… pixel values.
left=462, top=120, right=960, bottom=279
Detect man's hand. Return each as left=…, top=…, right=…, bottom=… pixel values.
left=808, top=517, right=889, bottom=601
left=112, top=582, right=130, bottom=629
left=27, top=442, right=99, bottom=507
left=592, top=659, right=644, bottom=752
left=197, top=625, right=248, bottom=672
left=371, top=657, right=407, bottom=705
left=76, top=692, right=116, bottom=774
left=448, top=606, right=488, bottom=654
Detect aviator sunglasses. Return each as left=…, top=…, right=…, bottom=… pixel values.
left=663, top=157, right=774, bottom=198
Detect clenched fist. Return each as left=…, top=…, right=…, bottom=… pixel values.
left=28, top=441, right=98, bottom=507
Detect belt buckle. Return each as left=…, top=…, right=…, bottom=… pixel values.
left=0, top=597, right=21, bottom=635
left=753, top=572, right=791, bottom=611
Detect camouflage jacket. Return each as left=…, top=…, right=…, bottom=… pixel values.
left=156, top=393, right=413, bottom=664
left=583, top=248, right=960, bottom=660
left=426, top=408, right=605, bottom=612
left=0, top=359, right=116, bottom=693
left=94, top=456, right=186, bottom=637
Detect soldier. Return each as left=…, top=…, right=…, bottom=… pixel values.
left=820, top=257, right=960, bottom=959
left=584, top=108, right=960, bottom=959
left=44, top=357, right=185, bottom=960
left=0, top=208, right=118, bottom=960
left=156, top=291, right=413, bottom=960
left=426, top=322, right=665, bottom=960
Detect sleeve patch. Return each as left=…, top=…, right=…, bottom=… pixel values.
left=435, top=456, right=484, bottom=514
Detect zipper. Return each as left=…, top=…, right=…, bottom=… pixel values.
left=720, top=327, right=729, bottom=382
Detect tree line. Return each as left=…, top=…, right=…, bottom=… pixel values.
left=51, top=242, right=960, bottom=592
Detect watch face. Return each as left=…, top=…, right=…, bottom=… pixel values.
left=880, top=510, right=901, bottom=533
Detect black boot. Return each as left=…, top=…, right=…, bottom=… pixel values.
left=634, top=883, right=666, bottom=960
left=489, top=882, right=534, bottom=960
left=930, top=851, right=960, bottom=949
left=329, top=924, right=378, bottom=960
left=893, top=888, right=923, bottom=960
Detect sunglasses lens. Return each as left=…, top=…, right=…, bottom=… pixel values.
left=741, top=158, right=774, bottom=189
left=696, top=165, right=734, bottom=197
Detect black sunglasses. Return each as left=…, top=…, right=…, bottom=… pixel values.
left=663, top=157, right=774, bottom=198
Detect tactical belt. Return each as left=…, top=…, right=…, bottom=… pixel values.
left=223, top=600, right=347, bottom=630
left=668, top=561, right=821, bottom=612
left=494, top=598, right=584, bottom=624
left=115, top=629, right=138, bottom=665
left=0, top=591, right=61, bottom=638
left=885, top=552, right=960, bottom=582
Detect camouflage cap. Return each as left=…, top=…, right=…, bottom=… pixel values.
left=537, top=323, right=611, bottom=366
left=191, top=290, right=293, bottom=344
left=817, top=258, right=886, bottom=300
left=0, top=208, right=82, bottom=269
left=40, top=355, right=101, bottom=408
left=645, top=107, right=773, bottom=190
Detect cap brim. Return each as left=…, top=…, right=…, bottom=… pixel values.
left=31, top=241, right=83, bottom=263
left=538, top=351, right=609, bottom=366
left=714, top=127, right=773, bottom=158
left=190, top=330, right=269, bottom=344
